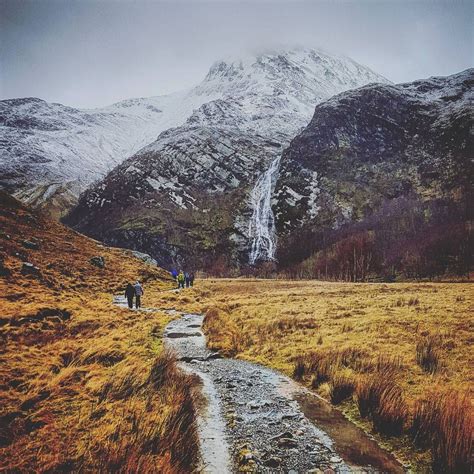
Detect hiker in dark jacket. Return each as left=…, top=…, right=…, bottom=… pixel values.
left=189, top=272, right=195, bottom=287
left=125, top=283, right=135, bottom=309
left=134, top=281, right=144, bottom=309
left=185, top=272, right=190, bottom=288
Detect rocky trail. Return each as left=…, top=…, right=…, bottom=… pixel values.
left=114, top=296, right=405, bottom=473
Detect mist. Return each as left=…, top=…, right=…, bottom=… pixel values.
left=1, top=0, right=472, bottom=108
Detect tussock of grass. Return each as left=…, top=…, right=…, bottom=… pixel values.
left=356, top=370, right=407, bottom=436
left=416, top=334, right=441, bottom=373
left=411, top=391, right=473, bottom=473
left=329, top=372, right=356, bottom=404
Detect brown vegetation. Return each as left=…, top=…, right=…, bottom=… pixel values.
left=157, top=278, right=473, bottom=472
left=0, top=193, right=198, bottom=472
left=411, top=391, right=473, bottom=473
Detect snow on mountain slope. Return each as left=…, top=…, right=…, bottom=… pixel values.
left=65, top=47, right=388, bottom=267
left=0, top=89, right=221, bottom=217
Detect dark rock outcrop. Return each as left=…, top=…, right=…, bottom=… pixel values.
left=21, top=262, right=40, bottom=276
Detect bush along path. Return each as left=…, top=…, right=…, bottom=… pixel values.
left=163, top=311, right=406, bottom=473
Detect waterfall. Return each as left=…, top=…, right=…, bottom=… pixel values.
left=248, top=156, right=281, bottom=265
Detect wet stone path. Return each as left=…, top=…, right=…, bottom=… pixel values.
left=165, top=313, right=352, bottom=473
left=114, top=296, right=404, bottom=473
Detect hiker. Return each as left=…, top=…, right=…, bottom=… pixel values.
left=125, top=282, right=135, bottom=309
left=185, top=271, right=190, bottom=288
left=189, top=272, right=195, bottom=287
left=177, top=270, right=185, bottom=289
left=134, top=280, right=144, bottom=309
left=171, top=268, right=178, bottom=280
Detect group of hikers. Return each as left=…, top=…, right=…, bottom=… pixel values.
left=123, top=270, right=195, bottom=311
left=124, top=280, right=144, bottom=309
left=171, top=269, right=195, bottom=289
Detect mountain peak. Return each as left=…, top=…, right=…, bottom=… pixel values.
left=203, top=47, right=387, bottom=85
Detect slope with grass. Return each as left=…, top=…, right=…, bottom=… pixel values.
left=150, top=279, right=473, bottom=472
left=0, top=192, right=199, bottom=472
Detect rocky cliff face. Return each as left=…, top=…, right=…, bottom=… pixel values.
left=65, top=48, right=386, bottom=269
left=273, top=69, right=473, bottom=279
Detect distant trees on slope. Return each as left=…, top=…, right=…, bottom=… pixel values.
left=279, top=195, right=471, bottom=281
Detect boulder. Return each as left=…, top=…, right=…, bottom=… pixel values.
left=90, top=256, right=105, bottom=268
left=21, top=262, right=40, bottom=276
left=131, top=250, right=158, bottom=266
left=22, top=239, right=40, bottom=250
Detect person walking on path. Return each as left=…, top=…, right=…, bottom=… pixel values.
left=134, top=280, right=144, bottom=308
left=125, top=283, right=135, bottom=309
left=189, top=272, right=195, bottom=287
left=185, top=272, right=190, bottom=288
left=177, top=270, right=185, bottom=289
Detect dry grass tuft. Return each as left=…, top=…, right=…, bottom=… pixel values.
left=329, top=372, right=356, bottom=404
left=411, top=391, right=473, bottom=473
left=356, top=370, right=408, bottom=436
left=416, top=334, right=441, bottom=373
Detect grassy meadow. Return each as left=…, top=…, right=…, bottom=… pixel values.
left=153, top=279, right=473, bottom=472
left=1, top=191, right=472, bottom=472
left=0, top=193, right=199, bottom=472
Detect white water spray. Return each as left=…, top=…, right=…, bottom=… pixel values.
left=248, top=156, right=281, bottom=265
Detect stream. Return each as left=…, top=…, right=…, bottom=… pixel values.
left=163, top=311, right=405, bottom=474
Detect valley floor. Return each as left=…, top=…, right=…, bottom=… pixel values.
left=151, top=279, right=473, bottom=472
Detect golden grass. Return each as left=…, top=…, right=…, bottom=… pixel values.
left=0, top=194, right=199, bottom=472
left=155, top=278, right=473, bottom=472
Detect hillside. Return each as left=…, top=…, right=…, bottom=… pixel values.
left=64, top=48, right=387, bottom=270
left=0, top=91, right=221, bottom=218
left=274, top=69, right=473, bottom=280
left=0, top=192, right=199, bottom=472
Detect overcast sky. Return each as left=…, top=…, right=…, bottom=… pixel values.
left=1, top=0, right=472, bottom=108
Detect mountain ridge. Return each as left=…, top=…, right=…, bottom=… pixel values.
left=63, top=48, right=387, bottom=269
left=0, top=47, right=386, bottom=219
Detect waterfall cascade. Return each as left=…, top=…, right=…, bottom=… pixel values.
left=248, top=156, right=281, bottom=265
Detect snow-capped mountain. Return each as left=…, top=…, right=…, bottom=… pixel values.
left=1, top=47, right=385, bottom=219
left=0, top=88, right=220, bottom=217
left=65, top=48, right=387, bottom=267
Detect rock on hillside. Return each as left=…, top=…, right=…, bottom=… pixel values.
left=65, top=47, right=387, bottom=269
